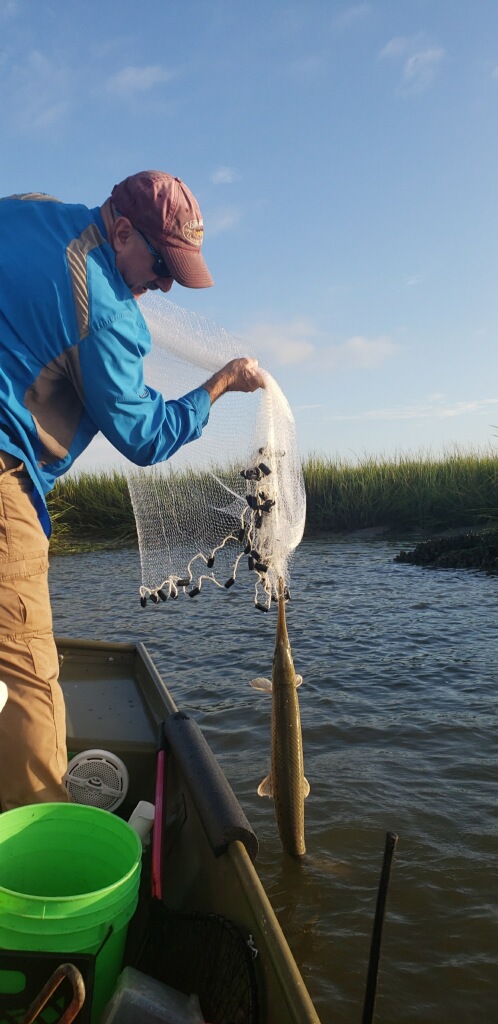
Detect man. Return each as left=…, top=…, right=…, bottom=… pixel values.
left=0, top=170, right=263, bottom=810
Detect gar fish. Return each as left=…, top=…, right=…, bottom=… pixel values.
left=250, top=578, right=310, bottom=857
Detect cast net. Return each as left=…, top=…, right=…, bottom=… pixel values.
left=127, top=297, right=306, bottom=611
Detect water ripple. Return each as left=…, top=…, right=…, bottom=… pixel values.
left=50, top=535, right=498, bottom=1024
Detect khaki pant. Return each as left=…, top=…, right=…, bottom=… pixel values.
left=0, top=451, right=69, bottom=810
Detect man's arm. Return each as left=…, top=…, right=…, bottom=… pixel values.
left=202, top=358, right=265, bottom=404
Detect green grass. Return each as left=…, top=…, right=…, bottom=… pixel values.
left=48, top=470, right=136, bottom=552
left=47, top=448, right=498, bottom=552
left=303, top=448, right=498, bottom=532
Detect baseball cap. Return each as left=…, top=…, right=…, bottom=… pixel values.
left=111, top=170, right=213, bottom=288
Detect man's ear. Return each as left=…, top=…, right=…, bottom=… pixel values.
left=112, top=216, right=133, bottom=254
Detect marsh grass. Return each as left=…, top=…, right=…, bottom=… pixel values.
left=304, top=448, right=498, bottom=532
left=47, top=463, right=242, bottom=553
left=48, top=470, right=136, bottom=552
left=47, top=448, right=498, bottom=551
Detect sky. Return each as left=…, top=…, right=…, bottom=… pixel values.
left=1, top=0, right=498, bottom=466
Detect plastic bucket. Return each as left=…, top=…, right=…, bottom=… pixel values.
left=0, top=802, right=142, bottom=1023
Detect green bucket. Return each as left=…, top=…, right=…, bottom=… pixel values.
left=0, top=802, right=142, bottom=1023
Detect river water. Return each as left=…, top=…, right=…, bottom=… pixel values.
left=49, top=535, right=497, bottom=1024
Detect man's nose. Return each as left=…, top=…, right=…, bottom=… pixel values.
left=156, top=277, right=174, bottom=293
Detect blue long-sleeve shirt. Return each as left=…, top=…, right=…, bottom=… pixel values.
left=0, top=192, right=211, bottom=536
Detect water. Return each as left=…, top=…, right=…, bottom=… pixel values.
left=50, top=535, right=498, bottom=1024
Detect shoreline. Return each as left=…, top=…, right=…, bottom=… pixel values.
left=394, top=527, right=498, bottom=573
left=47, top=455, right=498, bottom=570
left=49, top=523, right=498, bottom=573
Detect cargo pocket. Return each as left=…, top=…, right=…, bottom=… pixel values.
left=0, top=570, right=52, bottom=638
left=26, top=632, right=67, bottom=779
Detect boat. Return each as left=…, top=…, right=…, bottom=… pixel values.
left=0, top=637, right=321, bottom=1024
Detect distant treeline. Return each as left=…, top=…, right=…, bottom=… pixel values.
left=47, top=449, right=498, bottom=552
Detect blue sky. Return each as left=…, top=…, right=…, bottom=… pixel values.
left=1, top=0, right=498, bottom=464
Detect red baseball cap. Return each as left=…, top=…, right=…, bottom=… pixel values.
left=111, top=170, right=213, bottom=288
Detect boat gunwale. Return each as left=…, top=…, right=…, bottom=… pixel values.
left=54, top=635, right=322, bottom=1024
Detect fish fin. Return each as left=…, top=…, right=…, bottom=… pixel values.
left=303, top=777, right=311, bottom=798
left=257, top=774, right=273, bottom=798
left=249, top=676, right=273, bottom=692
left=296, top=674, right=303, bottom=687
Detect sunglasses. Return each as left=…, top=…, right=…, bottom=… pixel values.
left=134, top=227, right=172, bottom=279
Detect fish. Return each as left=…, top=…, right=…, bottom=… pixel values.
left=250, top=578, right=310, bottom=857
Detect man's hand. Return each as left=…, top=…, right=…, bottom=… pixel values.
left=203, top=358, right=265, bottom=404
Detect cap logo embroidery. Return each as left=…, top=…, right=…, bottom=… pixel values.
left=183, top=219, right=204, bottom=247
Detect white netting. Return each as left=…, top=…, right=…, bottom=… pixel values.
left=126, top=297, right=306, bottom=610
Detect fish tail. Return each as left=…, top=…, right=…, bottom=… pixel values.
left=258, top=774, right=273, bottom=798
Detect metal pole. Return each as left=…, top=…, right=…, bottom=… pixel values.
left=362, top=830, right=399, bottom=1024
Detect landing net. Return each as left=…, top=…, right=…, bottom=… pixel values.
left=127, top=297, right=306, bottom=611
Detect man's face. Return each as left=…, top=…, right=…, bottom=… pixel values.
left=113, top=219, right=174, bottom=298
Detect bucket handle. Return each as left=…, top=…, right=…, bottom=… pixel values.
left=18, top=962, right=85, bottom=1024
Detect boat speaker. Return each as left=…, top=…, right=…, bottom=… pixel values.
left=64, top=749, right=129, bottom=812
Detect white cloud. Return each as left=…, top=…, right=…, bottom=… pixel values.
left=107, top=65, right=173, bottom=97
left=247, top=325, right=398, bottom=371
left=404, top=274, right=424, bottom=288
left=247, top=320, right=317, bottom=366
left=404, top=48, right=445, bottom=93
left=325, top=397, right=498, bottom=423
left=438, top=399, right=498, bottom=419
left=379, top=34, right=445, bottom=96
left=323, top=335, right=398, bottom=370
left=211, top=166, right=240, bottom=185
left=295, top=403, right=324, bottom=411
left=380, top=36, right=408, bottom=59
left=206, top=205, right=242, bottom=236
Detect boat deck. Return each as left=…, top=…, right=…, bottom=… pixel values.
left=56, top=637, right=321, bottom=1024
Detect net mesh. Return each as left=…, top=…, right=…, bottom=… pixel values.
left=137, top=907, right=260, bottom=1024
left=127, top=298, right=306, bottom=610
